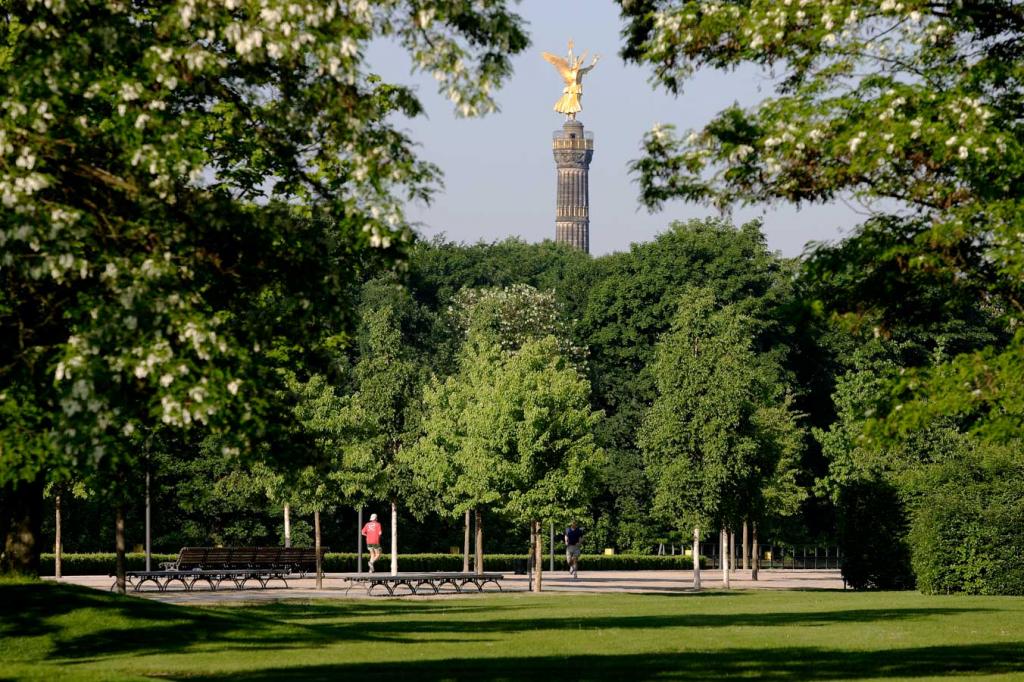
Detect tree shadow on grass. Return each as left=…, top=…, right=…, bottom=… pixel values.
left=5, top=581, right=1007, bottom=671
left=50, top=599, right=994, bottom=662
left=0, top=581, right=220, bottom=639
left=165, top=643, right=1024, bottom=681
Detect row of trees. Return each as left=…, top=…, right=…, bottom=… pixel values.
left=31, top=221, right=813, bottom=594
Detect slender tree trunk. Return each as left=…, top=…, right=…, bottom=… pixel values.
left=145, top=471, right=152, bottom=572
left=728, top=529, right=735, bottom=575
left=314, top=510, right=322, bottom=590
left=390, top=500, right=398, bottom=576
left=463, top=509, right=471, bottom=573
left=742, top=519, right=749, bottom=571
left=550, top=521, right=555, bottom=572
left=284, top=503, right=291, bottom=548
left=692, top=526, right=701, bottom=591
left=356, top=506, right=363, bottom=573
left=530, top=520, right=543, bottom=592
left=751, top=521, right=760, bottom=581
left=55, top=494, right=62, bottom=580
left=474, top=508, right=484, bottom=575
left=1, top=477, right=43, bottom=576
left=115, top=503, right=126, bottom=594
left=721, top=528, right=730, bottom=589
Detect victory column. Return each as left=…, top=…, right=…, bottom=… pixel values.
left=542, top=41, right=598, bottom=253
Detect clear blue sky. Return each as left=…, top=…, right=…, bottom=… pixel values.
left=369, top=0, right=865, bottom=257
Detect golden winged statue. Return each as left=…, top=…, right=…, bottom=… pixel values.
left=541, top=40, right=599, bottom=119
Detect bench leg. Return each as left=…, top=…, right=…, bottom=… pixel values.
left=391, top=581, right=416, bottom=596
left=367, top=581, right=392, bottom=597
left=262, top=574, right=289, bottom=589
left=416, top=580, right=440, bottom=595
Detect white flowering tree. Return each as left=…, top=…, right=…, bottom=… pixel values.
left=618, top=0, right=1024, bottom=440
left=0, top=0, right=527, bottom=577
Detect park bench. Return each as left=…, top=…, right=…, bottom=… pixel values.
left=115, top=545, right=328, bottom=592
left=334, top=571, right=505, bottom=597
left=114, top=568, right=292, bottom=593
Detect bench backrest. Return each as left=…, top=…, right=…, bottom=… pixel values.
left=170, top=546, right=325, bottom=571
left=203, top=547, right=233, bottom=569
left=230, top=547, right=256, bottom=568
left=253, top=547, right=283, bottom=568
left=280, top=546, right=328, bottom=572
left=174, top=547, right=208, bottom=570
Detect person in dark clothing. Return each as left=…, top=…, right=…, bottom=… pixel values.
left=565, top=521, right=584, bottom=578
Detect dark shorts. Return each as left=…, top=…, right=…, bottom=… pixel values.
left=367, top=544, right=381, bottom=550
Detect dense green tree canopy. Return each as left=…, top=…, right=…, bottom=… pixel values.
left=618, top=0, right=1024, bottom=442
left=413, top=333, right=605, bottom=526
left=639, top=288, right=804, bottom=533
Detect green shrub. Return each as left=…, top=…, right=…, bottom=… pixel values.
left=836, top=478, right=915, bottom=590
left=42, top=552, right=698, bottom=575
left=910, top=458, right=1024, bottom=596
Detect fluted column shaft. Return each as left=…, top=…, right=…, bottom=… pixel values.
left=552, top=119, right=594, bottom=253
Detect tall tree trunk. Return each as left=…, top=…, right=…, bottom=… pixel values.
left=1, top=476, right=44, bottom=576
left=356, top=506, right=363, bottom=573
left=751, top=521, right=760, bottom=581
left=721, top=528, right=730, bottom=589
left=474, top=508, right=484, bottom=575
left=284, top=503, right=291, bottom=548
left=742, top=519, right=749, bottom=571
left=692, top=526, right=701, bottom=590
left=115, top=503, right=126, bottom=594
left=390, top=500, right=398, bottom=576
left=145, top=471, right=152, bottom=572
left=463, top=509, right=471, bottom=573
left=728, top=529, right=735, bottom=575
left=550, top=521, right=555, bottom=572
left=314, top=510, right=322, bottom=590
left=55, top=494, right=62, bottom=580
left=530, top=520, right=543, bottom=592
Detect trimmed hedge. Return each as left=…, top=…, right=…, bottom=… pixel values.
left=42, top=552, right=697, bottom=576
left=42, top=553, right=178, bottom=576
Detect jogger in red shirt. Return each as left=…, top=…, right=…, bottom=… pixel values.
left=361, top=513, right=383, bottom=572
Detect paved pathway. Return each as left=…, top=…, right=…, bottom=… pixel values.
left=55, top=569, right=844, bottom=605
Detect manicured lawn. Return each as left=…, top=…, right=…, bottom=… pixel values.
left=2, top=579, right=1023, bottom=680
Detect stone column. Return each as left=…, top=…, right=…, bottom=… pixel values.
left=552, top=119, right=594, bottom=253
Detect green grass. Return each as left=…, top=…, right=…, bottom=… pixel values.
left=2, top=579, right=1023, bottom=680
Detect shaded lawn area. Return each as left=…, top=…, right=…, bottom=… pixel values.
left=2, top=578, right=1023, bottom=680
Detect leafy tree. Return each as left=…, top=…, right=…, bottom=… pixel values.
left=581, top=218, right=792, bottom=551
left=618, top=0, right=1024, bottom=441
left=413, top=333, right=605, bottom=591
left=408, top=283, right=591, bottom=574
left=639, top=289, right=805, bottom=587
left=451, top=283, right=584, bottom=365
left=0, top=0, right=528, bottom=575
left=344, top=298, right=425, bottom=574
left=408, top=238, right=594, bottom=317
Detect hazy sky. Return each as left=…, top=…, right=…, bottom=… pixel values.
left=369, top=0, right=866, bottom=257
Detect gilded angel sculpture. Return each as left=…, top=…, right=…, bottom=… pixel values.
left=542, top=40, right=599, bottom=119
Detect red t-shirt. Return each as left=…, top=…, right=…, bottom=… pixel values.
left=361, top=521, right=382, bottom=545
